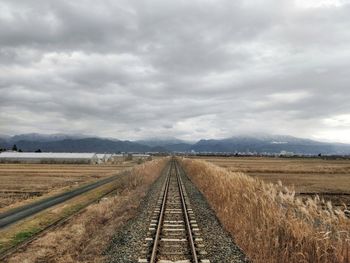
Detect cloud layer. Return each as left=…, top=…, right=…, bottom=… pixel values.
left=1, top=0, right=350, bottom=142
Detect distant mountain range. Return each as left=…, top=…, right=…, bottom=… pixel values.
left=1, top=133, right=350, bottom=155
left=190, top=135, right=350, bottom=155
left=0, top=134, right=154, bottom=153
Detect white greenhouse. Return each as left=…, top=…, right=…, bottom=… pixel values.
left=104, top=154, right=112, bottom=162
left=0, top=152, right=99, bottom=164
left=96, top=153, right=106, bottom=163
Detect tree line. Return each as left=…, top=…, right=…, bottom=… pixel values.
left=0, top=145, right=42, bottom=153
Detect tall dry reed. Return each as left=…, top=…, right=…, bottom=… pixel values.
left=180, top=158, right=350, bottom=263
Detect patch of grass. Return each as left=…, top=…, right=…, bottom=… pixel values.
left=12, top=228, right=40, bottom=245
left=61, top=203, right=86, bottom=217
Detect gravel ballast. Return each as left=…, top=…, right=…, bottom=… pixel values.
left=105, top=164, right=169, bottom=263
left=106, top=161, right=248, bottom=263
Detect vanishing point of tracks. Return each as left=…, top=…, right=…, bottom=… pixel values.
left=139, top=159, right=210, bottom=263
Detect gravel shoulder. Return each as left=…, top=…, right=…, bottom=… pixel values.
left=105, top=164, right=169, bottom=263
left=106, top=161, right=248, bottom=263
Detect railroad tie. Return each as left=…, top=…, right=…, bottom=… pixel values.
left=138, top=160, right=210, bottom=263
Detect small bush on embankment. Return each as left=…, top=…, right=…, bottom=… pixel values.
left=180, top=158, right=350, bottom=263
left=6, top=158, right=168, bottom=263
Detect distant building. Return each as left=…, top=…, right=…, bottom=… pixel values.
left=96, top=153, right=113, bottom=163
left=96, top=154, right=106, bottom=163
left=0, top=152, right=99, bottom=164
left=110, top=154, right=126, bottom=163
left=104, top=153, right=112, bottom=162
left=280, top=150, right=294, bottom=156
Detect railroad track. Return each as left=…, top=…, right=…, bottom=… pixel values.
left=139, top=159, right=210, bottom=263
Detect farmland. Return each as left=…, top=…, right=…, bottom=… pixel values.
left=1, top=157, right=349, bottom=263
left=0, top=163, right=135, bottom=213
left=0, top=160, right=140, bottom=258
left=1, top=158, right=167, bottom=263
left=194, top=156, right=350, bottom=207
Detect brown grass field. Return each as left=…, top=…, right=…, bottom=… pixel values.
left=193, top=156, right=350, bottom=207
left=0, top=162, right=135, bottom=213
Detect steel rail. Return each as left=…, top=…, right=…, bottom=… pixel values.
left=175, top=160, right=199, bottom=263
left=149, top=161, right=172, bottom=263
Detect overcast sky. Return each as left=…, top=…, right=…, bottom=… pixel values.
left=1, top=0, right=350, bottom=142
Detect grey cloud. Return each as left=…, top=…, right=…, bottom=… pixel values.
left=1, top=0, right=350, bottom=142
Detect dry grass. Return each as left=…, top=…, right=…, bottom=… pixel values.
left=5, top=158, right=168, bottom=263
left=181, top=158, right=350, bottom=263
left=0, top=163, right=135, bottom=212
